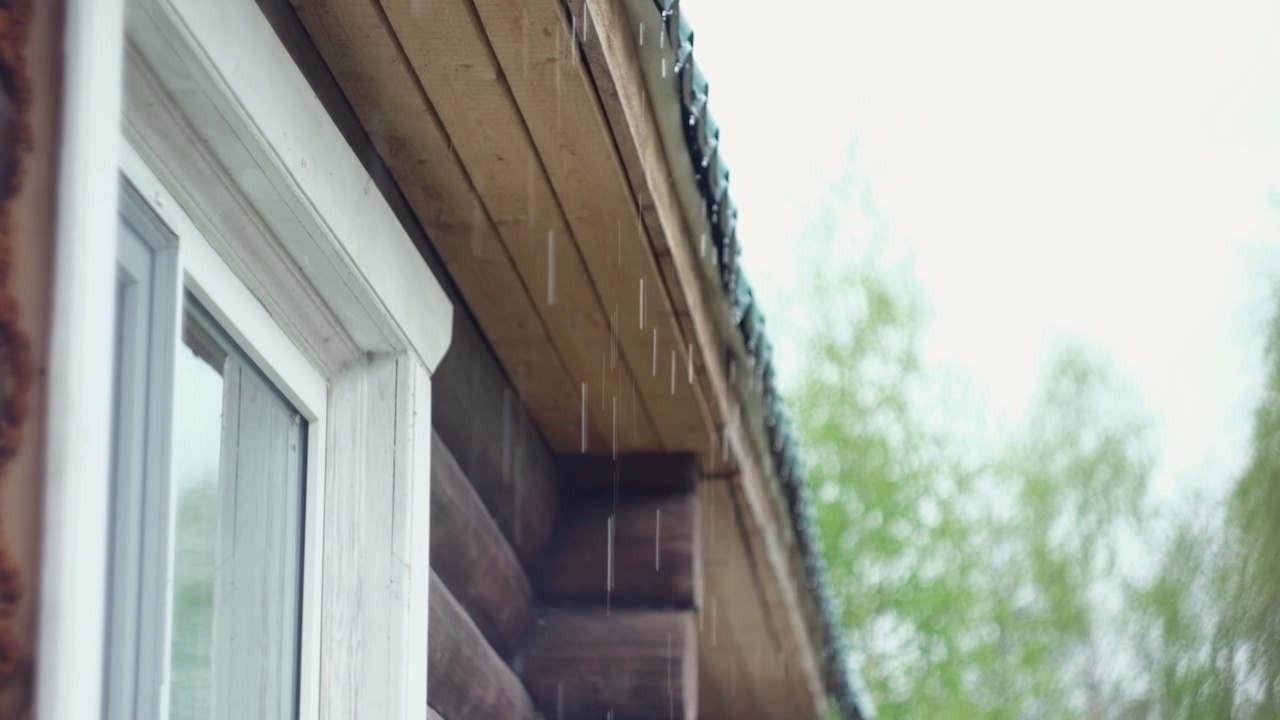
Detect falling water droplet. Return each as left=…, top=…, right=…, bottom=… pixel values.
left=652, top=327, right=658, bottom=377
left=607, top=515, right=615, bottom=591
left=699, top=232, right=707, bottom=258
left=661, top=56, right=667, bottom=78
left=612, top=396, right=617, bottom=460
left=601, top=354, right=607, bottom=412
left=470, top=196, right=484, bottom=258
left=639, top=21, right=645, bottom=46
left=639, top=278, right=646, bottom=329
left=547, top=230, right=557, bottom=305
left=617, top=219, right=623, bottom=266
left=670, top=350, right=676, bottom=395
left=687, top=343, right=694, bottom=384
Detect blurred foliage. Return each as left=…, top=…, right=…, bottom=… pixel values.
left=790, top=258, right=1280, bottom=717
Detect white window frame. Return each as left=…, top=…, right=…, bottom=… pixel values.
left=40, top=0, right=454, bottom=717
left=119, top=148, right=330, bottom=719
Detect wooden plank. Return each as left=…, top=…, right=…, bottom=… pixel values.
left=433, top=313, right=560, bottom=563
left=430, top=432, right=533, bottom=658
left=558, top=452, right=699, bottom=492
left=289, top=0, right=596, bottom=451
left=577, top=0, right=831, bottom=715
left=699, top=480, right=804, bottom=719
left=465, top=0, right=716, bottom=456
left=376, top=0, right=662, bottom=453
left=428, top=572, right=540, bottom=720
left=537, top=488, right=700, bottom=607
left=517, top=609, right=698, bottom=720
left=321, top=355, right=433, bottom=719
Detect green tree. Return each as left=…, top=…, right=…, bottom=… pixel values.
left=792, top=259, right=1153, bottom=718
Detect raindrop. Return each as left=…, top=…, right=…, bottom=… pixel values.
left=556, top=33, right=563, bottom=129
left=639, top=21, right=645, bottom=46
left=612, top=395, right=617, bottom=460
left=639, top=278, right=646, bottom=329
left=580, top=382, right=588, bottom=452
left=601, top=354, right=607, bottom=411
left=547, top=230, right=557, bottom=305
left=617, top=219, right=622, bottom=266
left=660, top=25, right=666, bottom=49
left=632, top=380, right=638, bottom=438
left=670, top=350, right=676, bottom=395
left=652, top=327, right=658, bottom=377
left=607, top=515, right=615, bottom=590
left=571, top=16, right=578, bottom=67
left=661, top=56, right=667, bottom=78
left=687, top=343, right=694, bottom=384
left=699, top=232, right=706, bottom=258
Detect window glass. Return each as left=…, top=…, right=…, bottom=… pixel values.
left=169, top=300, right=306, bottom=720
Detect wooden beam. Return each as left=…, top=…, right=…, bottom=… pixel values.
left=430, top=432, right=532, bottom=657
left=517, top=609, right=698, bottom=720
left=576, top=0, right=832, bottom=715
left=559, top=452, right=699, bottom=492
left=376, top=0, right=663, bottom=453
left=428, top=571, right=540, bottom=720
left=289, top=0, right=600, bottom=452
left=464, top=0, right=716, bottom=454
left=433, top=314, right=560, bottom=563
left=537, top=488, right=700, bottom=607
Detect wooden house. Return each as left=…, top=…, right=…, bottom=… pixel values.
left=0, top=0, right=875, bottom=717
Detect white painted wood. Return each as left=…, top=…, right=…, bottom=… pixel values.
left=125, top=0, right=453, bottom=373
left=121, top=143, right=328, bottom=421
left=320, top=355, right=432, bottom=720
left=107, top=183, right=181, bottom=720
left=36, top=0, right=127, bottom=716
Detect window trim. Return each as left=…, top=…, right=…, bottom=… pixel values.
left=43, top=0, right=450, bottom=716
left=121, top=145, right=330, bottom=718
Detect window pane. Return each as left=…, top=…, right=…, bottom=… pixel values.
left=170, top=301, right=305, bottom=720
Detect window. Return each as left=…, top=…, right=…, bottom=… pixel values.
left=108, top=182, right=312, bottom=720
left=169, top=299, right=306, bottom=719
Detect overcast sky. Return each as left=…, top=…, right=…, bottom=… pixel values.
left=681, top=0, right=1280, bottom=501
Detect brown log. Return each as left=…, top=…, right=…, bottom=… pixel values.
left=433, top=314, right=560, bottom=563
left=516, top=609, right=698, bottom=720
left=558, top=453, right=700, bottom=492
left=430, top=431, right=532, bottom=657
left=537, top=489, right=700, bottom=608
left=428, top=572, right=540, bottom=720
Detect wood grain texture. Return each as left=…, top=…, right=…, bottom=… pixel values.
left=433, top=314, right=560, bottom=564
left=377, top=0, right=662, bottom=452
left=537, top=488, right=700, bottom=608
left=464, top=0, right=716, bottom=455
left=289, top=0, right=591, bottom=451
left=320, top=355, right=433, bottom=720
left=559, top=452, right=699, bottom=492
left=517, top=609, right=697, bottom=720
left=428, top=572, right=540, bottom=720
left=576, top=0, right=832, bottom=715
left=430, top=431, right=532, bottom=657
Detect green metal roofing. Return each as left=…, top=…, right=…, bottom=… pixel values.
left=640, top=2, right=877, bottom=718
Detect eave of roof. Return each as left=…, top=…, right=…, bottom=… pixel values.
left=621, top=2, right=878, bottom=718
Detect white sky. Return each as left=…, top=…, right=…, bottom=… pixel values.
left=680, top=0, right=1280, bottom=501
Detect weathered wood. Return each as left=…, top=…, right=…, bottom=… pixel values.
left=466, top=0, right=716, bottom=454
left=430, top=431, right=532, bottom=657
left=518, top=610, right=697, bottom=720
left=577, top=0, right=832, bottom=715
left=377, top=0, right=662, bottom=452
left=428, top=572, right=540, bottom=720
left=538, top=489, right=699, bottom=608
left=559, top=452, right=699, bottom=492
left=289, top=0, right=594, bottom=452
left=434, top=314, right=560, bottom=563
